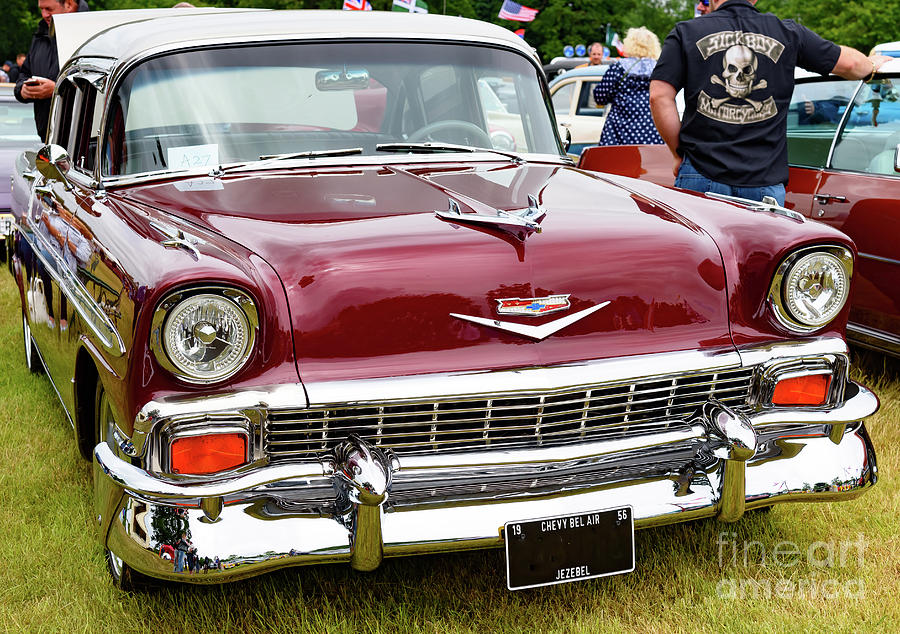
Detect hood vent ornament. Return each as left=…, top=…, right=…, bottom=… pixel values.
left=436, top=195, right=546, bottom=240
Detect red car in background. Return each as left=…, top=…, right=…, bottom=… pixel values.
left=581, top=61, right=900, bottom=358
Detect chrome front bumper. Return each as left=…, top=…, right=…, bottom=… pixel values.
left=94, top=382, right=878, bottom=584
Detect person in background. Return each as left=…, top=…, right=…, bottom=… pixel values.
left=593, top=27, right=664, bottom=146
left=576, top=42, right=606, bottom=68
left=650, top=0, right=890, bottom=205
left=695, top=0, right=710, bottom=17
left=15, top=0, right=89, bottom=140
left=0, top=67, right=8, bottom=83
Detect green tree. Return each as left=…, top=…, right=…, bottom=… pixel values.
left=1, top=0, right=37, bottom=63
left=759, top=0, right=900, bottom=54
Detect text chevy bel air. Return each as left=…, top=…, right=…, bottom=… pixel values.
left=6, top=9, right=878, bottom=589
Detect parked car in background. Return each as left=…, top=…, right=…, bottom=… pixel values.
left=549, top=66, right=609, bottom=157
left=7, top=9, right=878, bottom=591
left=581, top=60, right=900, bottom=358
left=871, top=41, right=900, bottom=58
left=542, top=56, right=589, bottom=80
left=1, top=83, right=42, bottom=258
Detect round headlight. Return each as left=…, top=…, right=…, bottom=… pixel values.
left=780, top=251, right=850, bottom=328
left=154, top=290, right=257, bottom=383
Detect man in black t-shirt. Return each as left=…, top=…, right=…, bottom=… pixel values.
left=650, top=0, right=890, bottom=205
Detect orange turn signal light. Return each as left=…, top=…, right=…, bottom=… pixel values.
left=772, top=374, right=830, bottom=406
left=170, top=433, right=247, bottom=475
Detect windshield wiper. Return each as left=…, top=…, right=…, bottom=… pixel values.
left=376, top=142, right=522, bottom=162
left=258, top=147, right=364, bottom=161
left=220, top=147, right=364, bottom=174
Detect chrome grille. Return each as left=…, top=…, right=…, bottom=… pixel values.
left=266, top=367, right=755, bottom=461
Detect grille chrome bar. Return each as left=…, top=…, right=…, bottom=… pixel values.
left=264, top=367, right=755, bottom=461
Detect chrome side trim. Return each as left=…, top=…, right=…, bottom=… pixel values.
left=735, top=336, right=847, bottom=367
left=847, top=322, right=900, bottom=357
left=18, top=225, right=125, bottom=356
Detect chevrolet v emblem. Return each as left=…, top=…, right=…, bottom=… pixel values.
left=450, top=301, right=610, bottom=340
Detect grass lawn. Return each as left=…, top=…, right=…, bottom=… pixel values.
left=0, top=271, right=897, bottom=633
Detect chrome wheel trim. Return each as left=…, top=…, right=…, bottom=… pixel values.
left=95, top=385, right=118, bottom=453
left=22, top=314, right=32, bottom=368
left=107, top=549, right=125, bottom=581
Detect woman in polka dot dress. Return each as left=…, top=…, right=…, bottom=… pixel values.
left=594, top=27, right=664, bottom=146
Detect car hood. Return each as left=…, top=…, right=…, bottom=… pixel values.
left=125, top=161, right=733, bottom=382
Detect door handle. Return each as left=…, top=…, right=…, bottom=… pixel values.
left=814, top=193, right=847, bottom=204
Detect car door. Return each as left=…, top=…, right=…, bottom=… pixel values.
left=786, top=74, right=900, bottom=353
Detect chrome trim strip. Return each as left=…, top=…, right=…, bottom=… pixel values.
left=735, top=336, right=847, bottom=367
left=858, top=251, right=900, bottom=266
left=847, top=323, right=900, bottom=357
left=18, top=224, right=125, bottom=356
left=304, top=347, right=744, bottom=406
left=99, top=153, right=569, bottom=190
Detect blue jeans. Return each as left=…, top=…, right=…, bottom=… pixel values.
left=675, top=157, right=786, bottom=206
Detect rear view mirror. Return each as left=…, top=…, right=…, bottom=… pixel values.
left=315, top=67, right=370, bottom=91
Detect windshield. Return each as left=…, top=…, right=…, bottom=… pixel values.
left=103, top=42, right=561, bottom=176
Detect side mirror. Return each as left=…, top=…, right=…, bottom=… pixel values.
left=558, top=123, right=571, bottom=153
left=35, top=144, right=73, bottom=190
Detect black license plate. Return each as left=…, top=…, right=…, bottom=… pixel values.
left=504, top=506, right=634, bottom=590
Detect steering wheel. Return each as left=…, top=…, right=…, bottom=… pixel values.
left=407, top=120, right=493, bottom=147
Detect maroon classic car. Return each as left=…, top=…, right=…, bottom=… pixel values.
left=7, top=10, right=878, bottom=590
left=580, top=62, right=900, bottom=358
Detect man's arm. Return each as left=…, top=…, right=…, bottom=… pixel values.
left=649, top=79, right=682, bottom=177
left=831, top=46, right=892, bottom=80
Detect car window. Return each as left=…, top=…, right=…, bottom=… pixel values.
left=786, top=78, right=857, bottom=168
left=104, top=42, right=561, bottom=176
left=551, top=82, right=574, bottom=115
left=72, top=82, right=104, bottom=173
left=576, top=81, right=605, bottom=117
left=831, top=77, right=900, bottom=175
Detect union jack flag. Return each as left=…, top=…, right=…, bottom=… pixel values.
left=498, top=0, right=539, bottom=22
left=343, top=0, right=373, bottom=10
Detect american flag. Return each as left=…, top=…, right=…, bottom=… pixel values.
left=343, top=0, right=372, bottom=10
left=498, top=0, right=539, bottom=22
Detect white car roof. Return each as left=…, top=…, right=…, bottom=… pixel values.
left=54, top=9, right=540, bottom=71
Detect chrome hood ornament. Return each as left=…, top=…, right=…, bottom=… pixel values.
left=435, top=194, right=547, bottom=240
left=451, top=301, right=610, bottom=341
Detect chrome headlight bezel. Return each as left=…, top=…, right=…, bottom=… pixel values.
left=768, top=246, right=853, bottom=333
left=150, top=287, right=259, bottom=384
